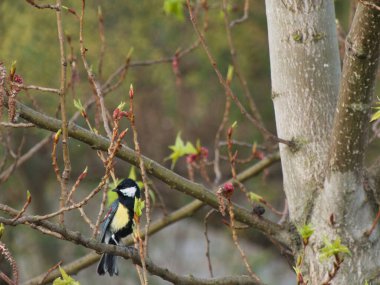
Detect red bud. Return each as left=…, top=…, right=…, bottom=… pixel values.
left=129, top=84, right=134, bottom=99
left=200, top=147, right=209, bottom=159
left=223, top=182, right=234, bottom=194
left=113, top=108, right=120, bottom=120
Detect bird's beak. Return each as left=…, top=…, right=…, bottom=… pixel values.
left=112, top=188, right=118, bottom=193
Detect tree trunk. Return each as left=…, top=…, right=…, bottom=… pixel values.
left=266, top=0, right=380, bottom=283
left=266, top=0, right=340, bottom=224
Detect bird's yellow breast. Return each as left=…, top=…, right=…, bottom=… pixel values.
left=110, top=203, right=130, bottom=232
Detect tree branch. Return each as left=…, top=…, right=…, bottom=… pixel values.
left=329, top=1, right=380, bottom=174
left=0, top=136, right=50, bottom=182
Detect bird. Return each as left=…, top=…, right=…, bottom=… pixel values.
left=97, top=178, right=141, bottom=276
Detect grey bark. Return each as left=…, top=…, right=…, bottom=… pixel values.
left=267, top=0, right=380, bottom=284
left=266, top=0, right=340, bottom=225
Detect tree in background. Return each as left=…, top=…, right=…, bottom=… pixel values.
left=0, top=0, right=379, bottom=284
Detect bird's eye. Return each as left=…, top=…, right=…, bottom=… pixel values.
left=119, top=186, right=137, bottom=197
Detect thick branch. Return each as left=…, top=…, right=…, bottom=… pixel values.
left=4, top=98, right=293, bottom=247
left=329, top=1, right=380, bottom=173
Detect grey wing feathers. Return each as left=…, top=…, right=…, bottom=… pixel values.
left=99, top=200, right=118, bottom=243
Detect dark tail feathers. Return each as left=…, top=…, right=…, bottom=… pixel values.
left=97, top=253, right=119, bottom=276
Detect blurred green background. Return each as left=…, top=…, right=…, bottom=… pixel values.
left=0, top=1, right=369, bottom=284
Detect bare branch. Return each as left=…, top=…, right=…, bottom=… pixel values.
left=25, top=0, right=59, bottom=11
left=359, top=0, right=380, bottom=11
left=222, top=0, right=264, bottom=128
left=79, top=0, right=112, bottom=139
left=229, top=0, right=250, bottom=27
left=56, top=0, right=71, bottom=224
left=0, top=122, right=35, bottom=128
left=185, top=0, right=292, bottom=147
left=0, top=136, right=50, bottom=182
left=12, top=83, right=60, bottom=94
left=39, top=261, right=62, bottom=284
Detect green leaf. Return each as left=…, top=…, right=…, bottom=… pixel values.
left=293, top=266, right=301, bottom=275
left=166, top=132, right=197, bottom=169
left=248, top=192, right=263, bottom=203
left=0, top=223, right=4, bottom=239
left=370, top=102, right=380, bottom=122
left=226, top=65, right=234, bottom=83
left=10, top=60, right=17, bottom=78
left=117, top=101, right=126, bottom=111
left=134, top=198, right=145, bottom=217
left=320, top=236, right=351, bottom=261
left=73, top=99, right=84, bottom=112
left=370, top=110, right=380, bottom=122
left=163, top=0, right=185, bottom=21
left=297, top=224, right=314, bottom=240
left=26, top=190, right=31, bottom=200
left=53, top=266, right=80, bottom=285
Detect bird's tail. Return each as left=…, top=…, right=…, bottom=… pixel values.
left=97, top=253, right=119, bottom=276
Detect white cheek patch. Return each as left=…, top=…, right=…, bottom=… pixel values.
left=120, top=186, right=137, bottom=197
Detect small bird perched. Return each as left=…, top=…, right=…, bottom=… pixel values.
left=97, top=178, right=141, bottom=276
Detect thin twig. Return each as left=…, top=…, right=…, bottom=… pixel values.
left=229, top=0, right=250, bottom=27
left=0, top=136, right=25, bottom=183
left=0, top=122, right=35, bottom=128
left=213, top=70, right=232, bottom=185
left=51, top=130, right=62, bottom=184
left=0, top=273, right=15, bottom=285
left=186, top=0, right=291, bottom=147
left=11, top=193, right=32, bottom=223
left=129, top=85, right=150, bottom=285
left=204, top=209, right=217, bottom=277
left=12, top=83, right=60, bottom=94
left=40, top=261, right=62, bottom=284
left=0, top=136, right=50, bottom=182
left=13, top=129, right=126, bottom=223
left=97, top=6, right=106, bottom=80
left=228, top=202, right=261, bottom=282
left=101, top=40, right=200, bottom=92
left=365, top=206, right=380, bottom=237
left=222, top=0, right=264, bottom=128
left=56, top=0, right=71, bottom=224
left=225, top=124, right=261, bottom=282
left=25, top=0, right=59, bottom=10
left=278, top=199, right=288, bottom=225
left=79, top=0, right=112, bottom=139
left=359, top=0, right=380, bottom=11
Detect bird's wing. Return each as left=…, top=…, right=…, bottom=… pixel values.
left=98, top=200, right=119, bottom=243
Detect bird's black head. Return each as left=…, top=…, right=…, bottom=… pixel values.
left=113, top=178, right=141, bottom=202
